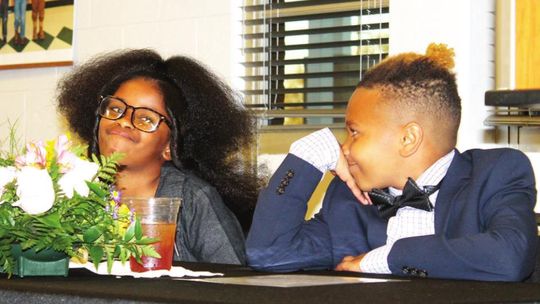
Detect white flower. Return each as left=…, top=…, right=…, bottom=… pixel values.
left=13, top=167, right=55, bottom=215
left=58, top=158, right=99, bottom=198
left=0, top=166, right=17, bottom=204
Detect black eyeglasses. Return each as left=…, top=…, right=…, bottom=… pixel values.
left=98, top=96, right=172, bottom=133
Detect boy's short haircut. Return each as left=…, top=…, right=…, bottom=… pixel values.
left=357, top=44, right=461, bottom=146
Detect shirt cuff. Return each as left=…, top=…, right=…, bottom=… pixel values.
left=289, top=128, right=340, bottom=173
left=359, top=245, right=392, bottom=274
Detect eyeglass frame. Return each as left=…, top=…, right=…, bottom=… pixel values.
left=98, top=95, right=172, bottom=133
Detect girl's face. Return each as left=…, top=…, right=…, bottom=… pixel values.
left=98, top=77, right=172, bottom=169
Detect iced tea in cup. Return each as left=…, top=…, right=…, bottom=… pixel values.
left=123, top=197, right=181, bottom=272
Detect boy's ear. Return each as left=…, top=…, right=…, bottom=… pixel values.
left=399, top=122, right=423, bottom=157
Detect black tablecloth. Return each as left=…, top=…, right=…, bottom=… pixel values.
left=1, top=262, right=540, bottom=304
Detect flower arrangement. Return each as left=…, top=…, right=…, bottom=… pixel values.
left=0, top=133, right=158, bottom=277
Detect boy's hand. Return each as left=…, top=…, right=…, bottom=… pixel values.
left=335, top=254, right=366, bottom=272
left=333, top=150, right=371, bottom=205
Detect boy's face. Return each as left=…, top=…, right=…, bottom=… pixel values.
left=342, top=87, right=404, bottom=191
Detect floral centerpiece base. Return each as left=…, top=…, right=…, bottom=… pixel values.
left=9, top=244, right=69, bottom=277
left=0, top=134, right=159, bottom=278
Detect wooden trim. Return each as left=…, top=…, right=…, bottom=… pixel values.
left=516, top=0, right=540, bottom=88
left=0, top=61, right=72, bottom=70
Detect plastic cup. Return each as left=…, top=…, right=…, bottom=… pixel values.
left=122, top=197, right=181, bottom=272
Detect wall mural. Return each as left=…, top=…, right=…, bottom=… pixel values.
left=0, top=0, right=73, bottom=69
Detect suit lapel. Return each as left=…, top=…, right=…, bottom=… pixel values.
left=434, top=149, right=472, bottom=233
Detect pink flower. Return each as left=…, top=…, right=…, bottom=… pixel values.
left=55, top=135, right=78, bottom=173
left=15, top=141, right=47, bottom=169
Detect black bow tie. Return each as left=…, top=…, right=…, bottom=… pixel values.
left=368, top=178, right=440, bottom=220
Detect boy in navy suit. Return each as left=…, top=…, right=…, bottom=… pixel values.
left=246, top=44, right=537, bottom=281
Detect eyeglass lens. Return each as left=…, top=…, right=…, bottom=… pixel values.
left=99, top=96, right=163, bottom=132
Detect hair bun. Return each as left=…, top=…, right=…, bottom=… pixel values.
left=425, top=43, right=455, bottom=70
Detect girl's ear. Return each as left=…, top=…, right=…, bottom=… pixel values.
left=398, top=122, right=423, bottom=157
left=161, top=142, right=172, bottom=161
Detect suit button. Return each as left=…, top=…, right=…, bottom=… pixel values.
left=276, top=187, right=285, bottom=195
left=401, top=267, right=409, bottom=275
left=286, top=170, right=295, bottom=177
left=409, top=268, right=418, bottom=276
left=419, top=270, right=428, bottom=277
left=280, top=179, right=289, bottom=186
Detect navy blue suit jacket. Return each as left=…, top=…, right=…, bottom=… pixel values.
left=246, top=149, right=538, bottom=281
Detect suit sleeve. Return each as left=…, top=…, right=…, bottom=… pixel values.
left=387, top=150, right=537, bottom=281
left=246, top=154, right=335, bottom=272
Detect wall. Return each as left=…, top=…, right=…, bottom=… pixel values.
left=0, top=0, right=237, bottom=143
left=389, top=0, right=496, bottom=151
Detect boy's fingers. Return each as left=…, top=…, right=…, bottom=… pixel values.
left=335, top=172, right=371, bottom=205
left=361, top=191, right=373, bottom=205
left=342, top=255, right=355, bottom=262
left=342, top=177, right=371, bottom=205
left=334, top=150, right=371, bottom=205
left=335, top=254, right=365, bottom=272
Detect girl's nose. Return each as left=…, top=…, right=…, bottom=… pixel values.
left=117, top=108, right=135, bottom=129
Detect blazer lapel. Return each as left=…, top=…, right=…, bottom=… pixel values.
left=434, top=149, right=472, bottom=233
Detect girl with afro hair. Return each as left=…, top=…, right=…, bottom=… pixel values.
left=57, top=49, right=262, bottom=265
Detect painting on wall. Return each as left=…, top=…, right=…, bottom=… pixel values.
left=0, top=0, right=73, bottom=69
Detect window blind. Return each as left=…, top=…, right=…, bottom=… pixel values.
left=240, top=0, right=389, bottom=126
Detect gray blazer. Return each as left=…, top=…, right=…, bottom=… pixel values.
left=156, top=162, right=246, bottom=265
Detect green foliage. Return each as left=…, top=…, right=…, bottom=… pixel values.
left=0, top=136, right=156, bottom=276
left=0, top=119, right=21, bottom=162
